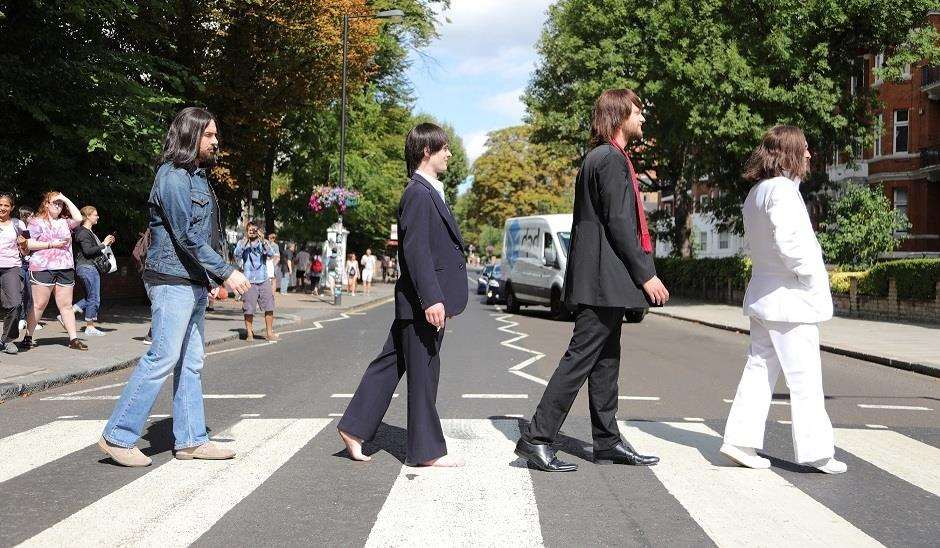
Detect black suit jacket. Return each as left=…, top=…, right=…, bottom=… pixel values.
left=395, top=173, right=469, bottom=320
left=563, top=144, right=656, bottom=309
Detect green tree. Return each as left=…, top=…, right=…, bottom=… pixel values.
left=818, top=184, right=910, bottom=269
left=525, top=0, right=940, bottom=257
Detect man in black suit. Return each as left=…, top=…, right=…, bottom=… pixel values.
left=515, top=89, right=670, bottom=472
left=338, top=123, right=468, bottom=467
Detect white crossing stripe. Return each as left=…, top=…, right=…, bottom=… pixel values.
left=619, top=396, right=660, bottom=401
left=0, top=420, right=107, bottom=484
left=461, top=393, right=528, bottom=399
left=331, top=393, right=398, bottom=398
left=857, top=404, right=932, bottom=411
left=366, top=419, right=542, bottom=547
left=19, top=418, right=331, bottom=547
left=619, top=421, right=883, bottom=548
left=835, top=428, right=940, bottom=497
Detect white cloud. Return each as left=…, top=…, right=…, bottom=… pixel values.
left=431, top=0, right=554, bottom=58
left=482, top=88, right=526, bottom=120
left=464, top=131, right=491, bottom=165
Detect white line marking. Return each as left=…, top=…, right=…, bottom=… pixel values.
left=56, top=415, right=79, bottom=419
left=857, top=404, right=932, bottom=411
left=865, top=424, right=888, bottom=429
left=493, top=313, right=549, bottom=386
left=723, top=398, right=788, bottom=406
left=149, top=414, right=170, bottom=419
left=331, top=393, right=398, bottom=398
left=54, top=382, right=127, bottom=397
left=42, top=396, right=120, bottom=401
left=366, top=419, right=542, bottom=546
left=683, top=417, right=705, bottom=422
left=240, top=414, right=261, bottom=418
left=328, top=413, right=343, bottom=417
left=619, top=420, right=882, bottom=547
left=203, top=394, right=265, bottom=399
left=778, top=420, right=792, bottom=425
left=502, top=414, right=525, bottom=418
left=462, top=394, right=528, bottom=399
left=42, top=394, right=266, bottom=401
left=0, top=420, right=107, bottom=483
left=20, top=418, right=332, bottom=547
left=836, top=428, right=940, bottom=497
left=205, top=342, right=275, bottom=356
left=619, top=396, right=660, bottom=401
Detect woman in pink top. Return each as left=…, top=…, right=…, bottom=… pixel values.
left=0, top=192, right=27, bottom=354
left=22, top=191, right=87, bottom=351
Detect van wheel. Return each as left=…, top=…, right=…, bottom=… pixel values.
left=550, top=288, right=571, bottom=321
left=505, top=284, right=520, bottom=313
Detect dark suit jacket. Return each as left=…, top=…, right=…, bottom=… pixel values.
left=395, top=173, right=469, bottom=320
left=563, top=144, right=656, bottom=309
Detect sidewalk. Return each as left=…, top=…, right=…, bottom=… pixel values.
left=650, top=298, right=940, bottom=377
left=0, top=283, right=395, bottom=403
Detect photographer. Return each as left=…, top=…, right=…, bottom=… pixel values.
left=234, top=220, right=278, bottom=342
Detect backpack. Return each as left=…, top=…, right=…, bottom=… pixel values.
left=312, top=257, right=323, bottom=274
left=132, top=228, right=151, bottom=273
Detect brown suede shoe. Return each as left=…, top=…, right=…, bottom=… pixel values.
left=175, top=441, right=236, bottom=461
left=68, top=338, right=88, bottom=351
left=97, top=436, right=152, bottom=467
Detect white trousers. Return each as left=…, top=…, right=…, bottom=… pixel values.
left=723, top=317, right=834, bottom=463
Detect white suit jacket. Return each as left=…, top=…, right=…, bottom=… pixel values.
left=742, top=176, right=833, bottom=324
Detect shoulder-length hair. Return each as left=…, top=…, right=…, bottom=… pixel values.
left=590, top=88, right=643, bottom=148
left=405, top=123, right=448, bottom=178
left=158, top=107, right=216, bottom=172
left=35, top=190, right=67, bottom=222
left=742, top=125, right=809, bottom=182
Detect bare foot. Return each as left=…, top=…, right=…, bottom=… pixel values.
left=266, top=332, right=280, bottom=342
left=338, top=429, right=371, bottom=462
left=419, top=454, right=464, bottom=467
left=246, top=332, right=254, bottom=342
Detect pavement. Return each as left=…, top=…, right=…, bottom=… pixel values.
left=650, top=298, right=940, bottom=378
left=0, top=282, right=395, bottom=403
left=1, top=278, right=937, bottom=546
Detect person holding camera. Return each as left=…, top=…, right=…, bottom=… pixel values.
left=71, top=205, right=115, bottom=337
left=234, top=220, right=279, bottom=342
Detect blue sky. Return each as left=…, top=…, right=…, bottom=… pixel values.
left=405, top=0, right=555, bottom=190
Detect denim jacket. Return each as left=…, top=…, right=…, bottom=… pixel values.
left=144, top=163, right=234, bottom=285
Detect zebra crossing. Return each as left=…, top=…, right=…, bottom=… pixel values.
left=1, top=417, right=938, bottom=547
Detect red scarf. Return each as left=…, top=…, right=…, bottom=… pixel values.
left=610, top=141, right=653, bottom=254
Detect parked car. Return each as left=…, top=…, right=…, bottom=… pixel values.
left=485, top=264, right=504, bottom=304
left=500, top=214, right=647, bottom=322
left=477, top=264, right=495, bottom=295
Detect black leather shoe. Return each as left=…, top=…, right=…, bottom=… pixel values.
left=594, top=442, right=659, bottom=466
left=514, top=438, right=578, bottom=472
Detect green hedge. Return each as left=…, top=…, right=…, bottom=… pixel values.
left=858, top=259, right=940, bottom=300
left=656, top=256, right=752, bottom=289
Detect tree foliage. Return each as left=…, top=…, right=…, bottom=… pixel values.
left=818, top=184, right=910, bottom=269
left=524, top=0, right=940, bottom=257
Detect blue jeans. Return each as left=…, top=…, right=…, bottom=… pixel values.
left=103, top=284, right=210, bottom=449
left=74, top=264, right=100, bottom=321
left=279, top=273, right=290, bottom=295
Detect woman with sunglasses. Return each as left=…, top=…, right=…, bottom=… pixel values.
left=22, top=191, right=87, bottom=350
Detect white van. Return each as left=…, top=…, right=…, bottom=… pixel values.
left=500, top=215, right=573, bottom=318
left=499, top=214, right=647, bottom=322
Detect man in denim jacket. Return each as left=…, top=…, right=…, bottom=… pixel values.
left=99, top=107, right=250, bottom=467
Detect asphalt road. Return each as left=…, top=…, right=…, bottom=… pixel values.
left=1, top=278, right=938, bottom=547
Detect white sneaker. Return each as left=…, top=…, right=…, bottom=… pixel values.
left=73, top=304, right=83, bottom=314
left=35, top=322, right=44, bottom=331
left=18, top=319, right=27, bottom=332
left=720, top=443, right=771, bottom=469
left=84, top=327, right=106, bottom=337
left=813, top=458, right=848, bottom=474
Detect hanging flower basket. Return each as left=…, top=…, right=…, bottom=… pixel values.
left=309, top=186, right=361, bottom=214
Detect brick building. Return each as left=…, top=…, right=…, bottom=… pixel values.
left=828, top=11, right=940, bottom=255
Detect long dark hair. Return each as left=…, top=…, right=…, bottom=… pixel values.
left=590, top=89, right=642, bottom=148
left=158, top=107, right=216, bottom=172
left=405, top=123, right=448, bottom=178
left=742, top=125, right=810, bottom=182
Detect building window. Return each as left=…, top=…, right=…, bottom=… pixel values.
left=718, top=231, right=730, bottom=250
left=697, top=231, right=708, bottom=253
left=894, top=109, right=909, bottom=154
left=874, top=129, right=882, bottom=157
left=893, top=188, right=909, bottom=227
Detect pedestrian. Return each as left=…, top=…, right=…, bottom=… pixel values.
left=266, top=232, right=280, bottom=294
left=72, top=205, right=116, bottom=337
left=22, top=191, right=88, bottom=351
left=234, top=220, right=279, bottom=342
left=515, top=89, right=668, bottom=472
left=346, top=252, right=359, bottom=296
left=381, top=254, right=390, bottom=283
left=337, top=123, right=468, bottom=467
left=0, top=192, right=26, bottom=354
left=16, top=205, right=34, bottom=334
left=721, top=125, right=846, bottom=474
left=309, top=253, right=323, bottom=296
left=98, top=106, right=251, bottom=467
left=360, top=248, right=376, bottom=296
left=279, top=242, right=294, bottom=295
left=295, top=246, right=311, bottom=293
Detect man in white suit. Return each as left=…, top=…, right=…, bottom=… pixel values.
left=721, top=125, right=847, bottom=474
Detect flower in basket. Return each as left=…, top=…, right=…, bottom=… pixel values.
left=309, top=186, right=361, bottom=214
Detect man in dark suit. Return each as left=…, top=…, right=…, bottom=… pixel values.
left=515, top=89, right=670, bottom=472
left=338, top=123, right=468, bottom=467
